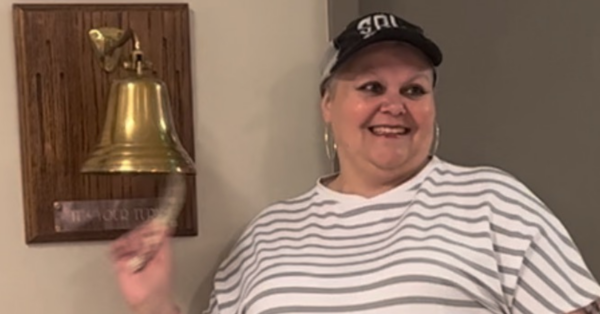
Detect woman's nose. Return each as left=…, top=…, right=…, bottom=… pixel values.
left=379, top=96, right=407, bottom=115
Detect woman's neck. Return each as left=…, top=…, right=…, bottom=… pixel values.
left=326, top=157, right=431, bottom=198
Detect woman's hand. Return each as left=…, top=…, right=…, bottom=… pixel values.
left=110, top=220, right=179, bottom=314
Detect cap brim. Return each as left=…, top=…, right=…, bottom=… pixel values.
left=331, top=28, right=443, bottom=73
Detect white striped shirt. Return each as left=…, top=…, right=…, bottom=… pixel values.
left=203, top=157, right=600, bottom=314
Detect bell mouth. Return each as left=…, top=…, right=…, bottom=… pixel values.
left=81, top=142, right=196, bottom=174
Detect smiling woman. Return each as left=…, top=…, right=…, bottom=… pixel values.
left=321, top=40, right=437, bottom=197
left=111, top=12, right=600, bottom=314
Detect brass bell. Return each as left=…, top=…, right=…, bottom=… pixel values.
left=81, top=27, right=195, bottom=174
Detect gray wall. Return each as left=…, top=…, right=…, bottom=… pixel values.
left=327, top=0, right=358, bottom=38
left=329, top=0, right=600, bottom=277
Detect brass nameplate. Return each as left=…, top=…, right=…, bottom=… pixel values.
left=53, top=198, right=160, bottom=232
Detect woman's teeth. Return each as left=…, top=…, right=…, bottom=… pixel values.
left=369, top=126, right=411, bottom=136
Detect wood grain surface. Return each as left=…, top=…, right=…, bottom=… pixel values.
left=12, top=3, right=197, bottom=243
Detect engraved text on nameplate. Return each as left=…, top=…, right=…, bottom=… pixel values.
left=53, top=198, right=161, bottom=232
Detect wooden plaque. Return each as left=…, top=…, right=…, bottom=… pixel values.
left=12, top=3, right=198, bottom=243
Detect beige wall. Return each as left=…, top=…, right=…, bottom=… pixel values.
left=357, top=1, right=600, bottom=276
left=0, top=1, right=329, bottom=313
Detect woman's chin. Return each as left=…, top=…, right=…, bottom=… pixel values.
left=367, top=150, right=425, bottom=172
left=369, top=154, right=410, bottom=171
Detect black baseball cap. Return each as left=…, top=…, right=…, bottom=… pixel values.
left=320, top=12, right=443, bottom=93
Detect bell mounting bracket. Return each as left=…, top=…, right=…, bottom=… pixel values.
left=88, top=27, right=153, bottom=74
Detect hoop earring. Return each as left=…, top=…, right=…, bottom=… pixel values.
left=430, top=122, right=440, bottom=157
left=323, top=125, right=337, bottom=168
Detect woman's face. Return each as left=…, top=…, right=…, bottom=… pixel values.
left=321, top=41, right=436, bottom=181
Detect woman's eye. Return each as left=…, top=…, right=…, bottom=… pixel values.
left=402, top=84, right=427, bottom=97
left=357, top=82, right=385, bottom=94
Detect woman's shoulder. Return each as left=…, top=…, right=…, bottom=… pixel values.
left=212, top=186, right=327, bottom=282
left=227, top=186, right=328, bottom=246
left=433, top=157, right=573, bottom=243
left=431, top=157, right=545, bottom=205
left=251, top=186, right=328, bottom=224
left=431, top=157, right=522, bottom=184
left=431, top=158, right=558, bottom=230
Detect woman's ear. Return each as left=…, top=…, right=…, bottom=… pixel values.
left=320, top=78, right=335, bottom=123
left=320, top=92, right=333, bottom=123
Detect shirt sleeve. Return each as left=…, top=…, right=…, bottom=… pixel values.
left=202, top=291, right=220, bottom=314
left=510, top=213, right=600, bottom=314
